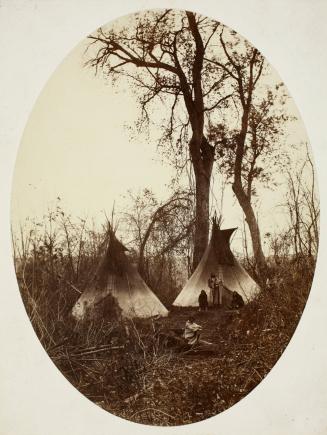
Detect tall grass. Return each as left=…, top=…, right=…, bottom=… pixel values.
left=11, top=210, right=316, bottom=425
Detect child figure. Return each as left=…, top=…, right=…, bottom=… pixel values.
left=198, top=289, right=209, bottom=311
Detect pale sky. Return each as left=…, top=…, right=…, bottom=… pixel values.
left=11, top=12, right=312, bottom=253
left=12, top=39, right=172, bottom=221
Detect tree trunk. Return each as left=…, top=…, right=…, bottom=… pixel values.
left=232, top=105, right=267, bottom=278
left=189, top=134, right=215, bottom=271
left=193, top=169, right=211, bottom=270
left=232, top=182, right=267, bottom=275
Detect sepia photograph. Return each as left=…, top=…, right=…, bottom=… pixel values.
left=2, top=1, right=326, bottom=433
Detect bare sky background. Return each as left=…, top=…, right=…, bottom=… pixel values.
left=11, top=12, right=311, bottom=252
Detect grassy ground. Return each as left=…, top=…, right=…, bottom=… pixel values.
left=47, top=275, right=309, bottom=426
left=15, top=242, right=314, bottom=426
left=13, top=209, right=317, bottom=425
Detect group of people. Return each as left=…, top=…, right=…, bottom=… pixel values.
left=198, top=272, right=224, bottom=311
left=182, top=273, right=245, bottom=347
left=198, top=272, right=245, bottom=312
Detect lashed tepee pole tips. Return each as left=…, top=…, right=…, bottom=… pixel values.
left=101, top=204, right=125, bottom=254
left=211, top=210, right=223, bottom=229
left=212, top=211, right=217, bottom=226
left=102, top=201, right=120, bottom=234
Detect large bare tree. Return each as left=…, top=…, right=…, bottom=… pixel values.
left=85, top=10, right=231, bottom=269
left=207, top=32, right=289, bottom=273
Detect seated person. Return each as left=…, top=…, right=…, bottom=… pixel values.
left=198, top=289, right=208, bottom=311
left=184, top=317, right=202, bottom=346
left=230, top=291, right=245, bottom=309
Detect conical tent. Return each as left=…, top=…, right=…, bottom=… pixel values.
left=173, top=221, right=260, bottom=307
left=72, top=230, right=168, bottom=319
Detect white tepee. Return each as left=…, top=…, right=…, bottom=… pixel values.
left=72, top=230, right=168, bottom=320
left=173, top=221, right=260, bottom=307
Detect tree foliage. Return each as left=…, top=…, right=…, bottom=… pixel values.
left=85, top=9, right=234, bottom=268
left=84, top=9, right=303, bottom=273
left=210, top=85, right=290, bottom=198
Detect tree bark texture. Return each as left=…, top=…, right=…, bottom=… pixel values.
left=232, top=181, right=266, bottom=275
left=233, top=101, right=267, bottom=275
left=190, top=135, right=215, bottom=270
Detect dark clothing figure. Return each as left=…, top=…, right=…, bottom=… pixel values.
left=230, top=291, right=244, bottom=309
left=198, top=290, right=209, bottom=311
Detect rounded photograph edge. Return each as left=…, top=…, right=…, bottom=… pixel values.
left=6, top=3, right=324, bottom=430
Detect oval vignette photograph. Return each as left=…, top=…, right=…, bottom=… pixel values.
left=11, top=9, right=319, bottom=426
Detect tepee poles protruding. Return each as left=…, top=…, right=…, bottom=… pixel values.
left=211, top=210, right=223, bottom=230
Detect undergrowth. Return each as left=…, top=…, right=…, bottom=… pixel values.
left=15, top=251, right=314, bottom=425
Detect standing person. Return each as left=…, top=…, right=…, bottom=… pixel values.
left=198, top=289, right=208, bottom=311
left=183, top=316, right=202, bottom=346
left=208, top=273, right=219, bottom=308
left=217, top=275, right=224, bottom=308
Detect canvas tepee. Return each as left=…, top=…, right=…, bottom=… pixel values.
left=173, top=220, right=260, bottom=307
left=72, top=229, right=168, bottom=320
